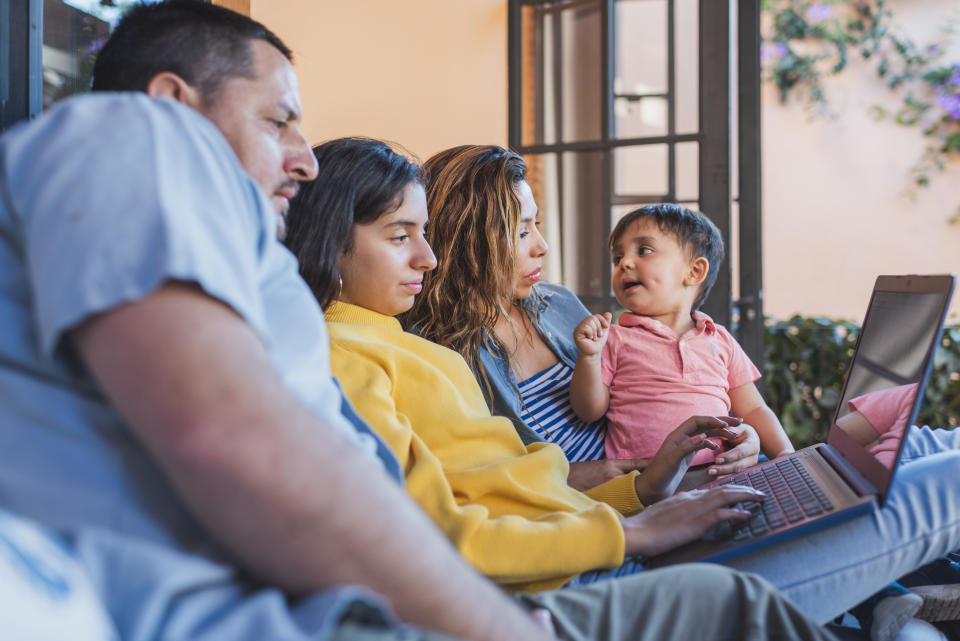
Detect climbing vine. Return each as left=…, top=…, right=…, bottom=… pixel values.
left=762, top=0, right=960, bottom=222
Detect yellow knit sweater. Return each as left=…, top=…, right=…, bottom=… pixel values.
left=326, top=301, right=643, bottom=593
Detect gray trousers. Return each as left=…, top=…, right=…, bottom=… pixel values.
left=519, top=564, right=838, bottom=641
left=330, top=564, right=837, bottom=641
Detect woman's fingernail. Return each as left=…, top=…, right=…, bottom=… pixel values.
left=716, top=457, right=725, bottom=463
left=708, top=468, right=718, bottom=475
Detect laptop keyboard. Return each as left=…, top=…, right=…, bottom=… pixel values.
left=712, top=458, right=835, bottom=541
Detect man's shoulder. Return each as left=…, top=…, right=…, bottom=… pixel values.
left=1, top=93, right=233, bottom=172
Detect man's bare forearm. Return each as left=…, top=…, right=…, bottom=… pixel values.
left=74, top=284, right=551, bottom=641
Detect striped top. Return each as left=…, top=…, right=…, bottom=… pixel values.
left=517, top=361, right=606, bottom=462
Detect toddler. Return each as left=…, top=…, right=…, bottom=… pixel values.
left=570, top=204, right=793, bottom=468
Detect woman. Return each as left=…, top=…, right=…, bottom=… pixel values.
left=284, top=137, right=960, bottom=623
left=284, top=137, right=763, bottom=595
left=403, top=146, right=752, bottom=490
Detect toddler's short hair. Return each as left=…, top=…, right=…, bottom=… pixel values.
left=608, top=204, right=724, bottom=310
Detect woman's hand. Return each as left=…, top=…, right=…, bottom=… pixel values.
left=567, top=458, right=649, bottom=491
left=573, top=312, right=612, bottom=357
left=633, top=415, right=744, bottom=505
left=621, top=485, right=766, bottom=557
left=707, top=422, right=760, bottom=478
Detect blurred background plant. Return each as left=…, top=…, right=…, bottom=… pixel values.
left=763, top=315, right=960, bottom=448
left=762, top=0, right=960, bottom=222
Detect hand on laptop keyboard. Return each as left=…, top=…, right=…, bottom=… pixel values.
left=621, top=484, right=766, bottom=556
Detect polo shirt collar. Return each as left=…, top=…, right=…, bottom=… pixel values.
left=325, top=300, right=402, bottom=331
left=618, top=310, right=717, bottom=337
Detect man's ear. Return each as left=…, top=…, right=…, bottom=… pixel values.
left=144, top=72, right=203, bottom=109
left=685, top=256, right=709, bottom=287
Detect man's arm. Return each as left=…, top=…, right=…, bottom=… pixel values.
left=72, top=283, right=551, bottom=641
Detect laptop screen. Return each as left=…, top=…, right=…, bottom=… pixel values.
left=828, top=276, right=954, bottom=502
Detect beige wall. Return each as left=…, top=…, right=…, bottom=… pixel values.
left=251, top=0, right=508, bottom=160
left=762, top=0, right=960, bottom=324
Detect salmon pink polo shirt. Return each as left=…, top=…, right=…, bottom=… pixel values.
left=601, top=311, right=761, bottom=463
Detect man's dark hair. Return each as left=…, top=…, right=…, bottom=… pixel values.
left=92, top=1, right=292, bottom=104
left=608, top=203, right=725, bottom=310
left=284, top=138, right=423, bottom=311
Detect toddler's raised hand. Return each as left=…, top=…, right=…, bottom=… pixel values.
left=574, top=312, right=613, bottom=357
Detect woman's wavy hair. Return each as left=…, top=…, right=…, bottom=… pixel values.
left=401, top=145, right=530, bottom=401
left=283, top=137, right=421, bottom=310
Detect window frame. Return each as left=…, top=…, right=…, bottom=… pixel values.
left=507, top=0, right=766, bottom=367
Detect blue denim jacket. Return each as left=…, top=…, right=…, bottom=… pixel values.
left=476, top=282, right=591, bottom=445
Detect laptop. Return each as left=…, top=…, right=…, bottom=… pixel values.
left=648, top=274, right=955, bottom=568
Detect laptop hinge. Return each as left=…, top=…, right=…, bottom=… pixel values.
left=816, top=443, right=876, bottom=497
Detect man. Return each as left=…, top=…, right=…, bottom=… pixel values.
left=0, top=3, right=838, bottom=640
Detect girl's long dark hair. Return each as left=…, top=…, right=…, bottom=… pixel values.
left=283, top=137, right=421, bottom=310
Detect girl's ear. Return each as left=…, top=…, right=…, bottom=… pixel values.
left=685, top=256, right=709, bottom=287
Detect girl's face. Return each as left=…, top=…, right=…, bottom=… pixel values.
left=511, top=180, right=548, bottom=300
left=338, top=182, right=437, bottom=316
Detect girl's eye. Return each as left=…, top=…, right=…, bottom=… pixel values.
left=638, top=246, right=652, bottom=255
left=519, top=230, right=530, bottom=239
left=391, top=234, right=410, bottom=244
left=612, top=256, right=622, bottom=266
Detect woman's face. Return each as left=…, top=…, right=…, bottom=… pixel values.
left=512, top=180, right=548, bottom=300
left=339, top=182, right=437, bottom=316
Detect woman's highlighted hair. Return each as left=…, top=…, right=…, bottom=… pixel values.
left=402, top=145, right=528, bottom=403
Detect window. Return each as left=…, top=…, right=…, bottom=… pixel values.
left=509, top=0, right=765, bottom=364
left=1, top=0, right=192, bottom=132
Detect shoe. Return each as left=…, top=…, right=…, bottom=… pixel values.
left=897, top=619, right=950, bottom=641
left=851, top=583, right=924, bottom=641
left=911, top=585, right=960, bottom=623
left=901, top=556, right=960, bottom=623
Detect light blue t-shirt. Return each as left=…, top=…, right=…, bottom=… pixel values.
left=0, top=93, right=399, bottom=639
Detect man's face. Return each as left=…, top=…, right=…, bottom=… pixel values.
left=198, top=40, right=318, bottom=239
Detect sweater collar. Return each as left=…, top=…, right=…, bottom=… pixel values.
left=325, top=301, right=402, bottom=331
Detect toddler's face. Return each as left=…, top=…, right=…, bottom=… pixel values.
left=609, top=219, right=695, bottom=317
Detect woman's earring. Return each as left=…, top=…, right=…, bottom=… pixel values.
left=337, top=276, right=343, bottom=299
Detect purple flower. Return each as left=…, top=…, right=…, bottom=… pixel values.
left=937, top=92, right=960, bottom=120
left=951, top=64, right=960, bottom=87
left=807, top=4, right=832, bottom=21
left=761, top=43, right=788, bottom=61
left=926, top=44, right=942, bottom=57
left=86, top=37, right=106, bottom=54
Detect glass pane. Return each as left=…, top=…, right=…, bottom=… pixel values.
left=675, top=141, right=698, bottom=202
left=524, top=150, right=608, bottom=307
left=614, top=94, right=668, bottom=138
left=675, top=0, right=699, bottom=134
left=521, top=2, right=603, bottom=146
left=614, top=0, right=667, bottom=139
left=614, top=144, right=668, bottom=198
left=42, top=0, right=162, bottom=110
left=614, top=0, right=667, bottom=94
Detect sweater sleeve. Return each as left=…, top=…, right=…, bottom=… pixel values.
left=583, top=470, right=644, bottom=516
left=330, top=343, right=627, bottom=591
